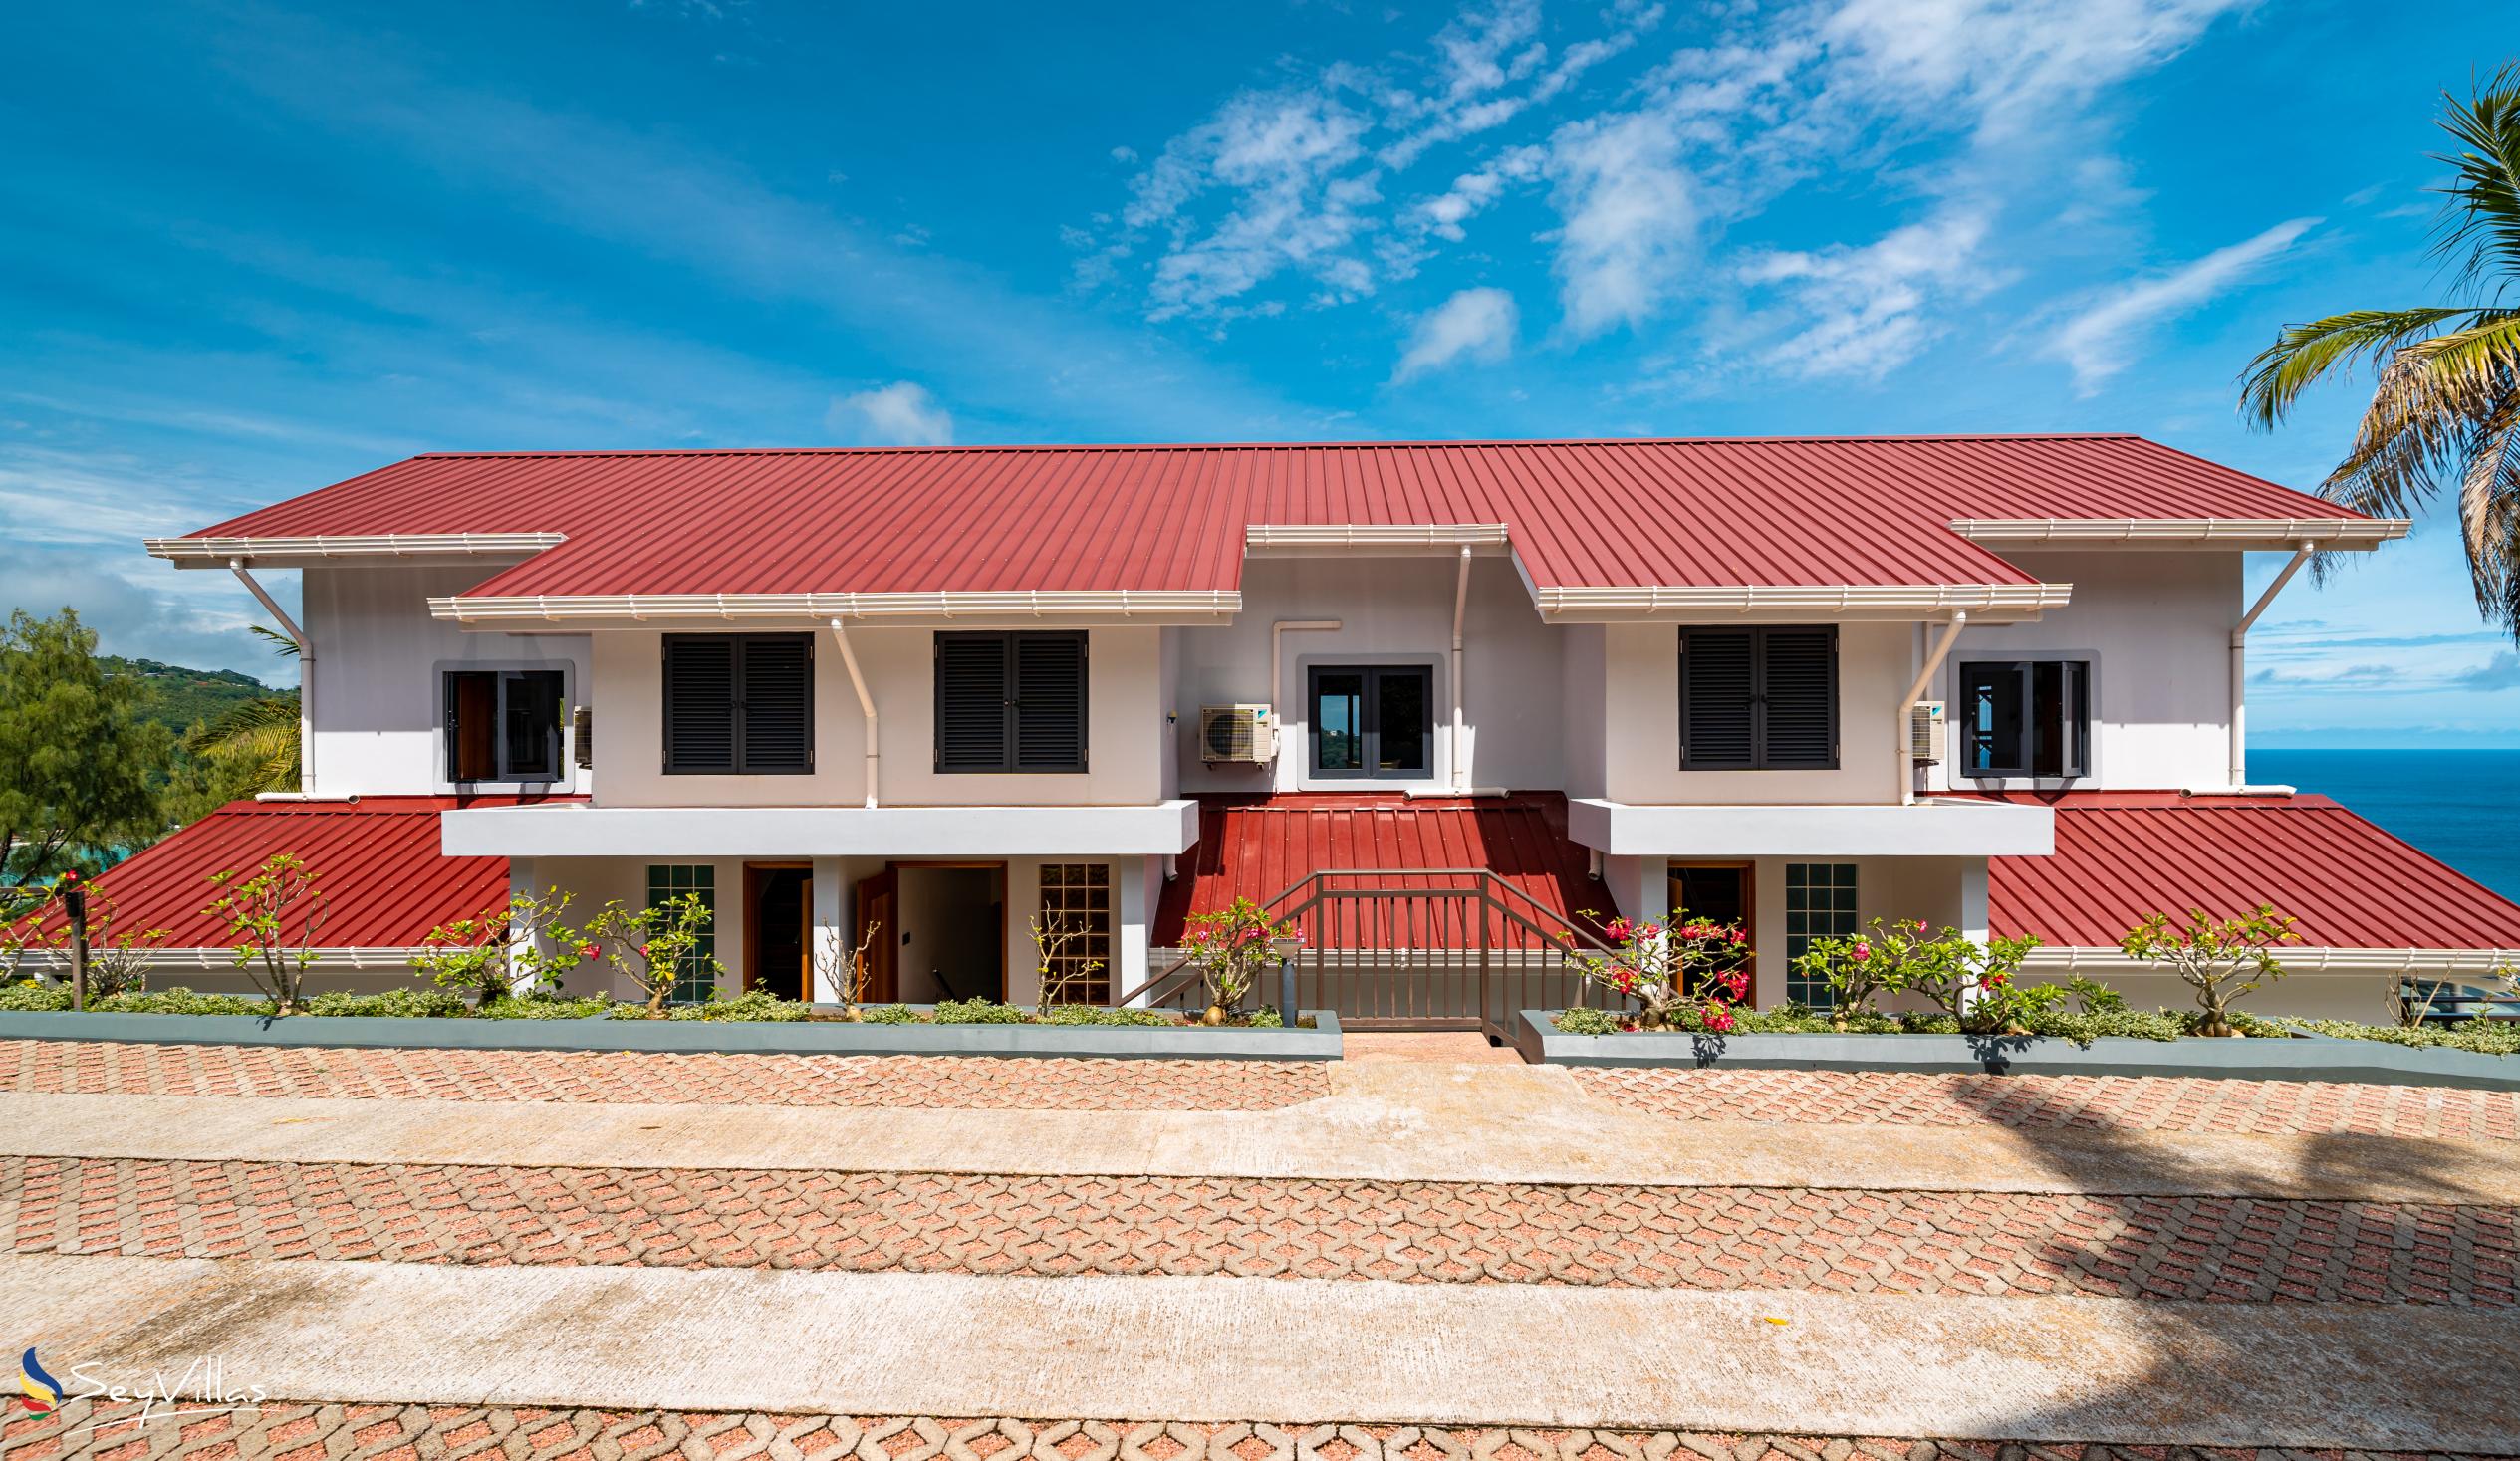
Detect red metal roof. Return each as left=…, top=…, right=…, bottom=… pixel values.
left=181, top=435, right=2361, bottom=598
left=1150, top=793, right=1607, bottom=947
left=1986, top=792, right=2520, bottom=949
left=37, top=798, right=550, bottom=948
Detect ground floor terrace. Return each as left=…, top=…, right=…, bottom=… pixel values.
left=43, top=788, right=2520, bottom=1028
left=2, top=1034, right=2517, bottom=1457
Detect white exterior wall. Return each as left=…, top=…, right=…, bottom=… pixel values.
left=1172, top=556, right=1564, bottom=793
left=304, top=566, right=592, bottom=797
left=1602, top=620, right=1913, bottom=806
left=589, top=625, right=1166, bottom=808
left=1928, top=550, right=2238, bottom=793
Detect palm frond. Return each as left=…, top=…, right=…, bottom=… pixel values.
left=2431, top=63, right=2520, bottom=300
left=2395, top=307, right=2520, bottom=396
left=184, top=695, right=302, bottom=792
left=2236, top=307, right=2472, bottom=428
left=248, top=624, right=301, bottom=659
left=2315, top=346, right=2504, bottom=522
left=2454, top=403, right=2520, bottom=629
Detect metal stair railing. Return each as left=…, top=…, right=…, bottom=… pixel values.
left=1114, top=869, right=1620, bottom=1039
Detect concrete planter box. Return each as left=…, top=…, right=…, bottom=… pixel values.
left=0, top=1007, right=1343, bottom=1062
left=1517, top=1010, right=2520, bottom=1090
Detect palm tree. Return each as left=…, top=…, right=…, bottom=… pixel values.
left=2239, top=66, right=2520, bottom=633
left=183, top=625, right=302, bottom=795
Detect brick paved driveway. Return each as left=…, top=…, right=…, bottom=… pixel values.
left=2, top=1039, right=2514, bottom=1457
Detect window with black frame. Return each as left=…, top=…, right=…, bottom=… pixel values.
left=444, top=669, right=565, bottom=783
left=1308, top=664, right=1431, bottom=779
left=1957, top=659, right=2092, bottom=778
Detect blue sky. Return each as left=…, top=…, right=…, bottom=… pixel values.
left=1, top=0, right=2512, bottom=746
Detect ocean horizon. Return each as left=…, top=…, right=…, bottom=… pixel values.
left=2252, top=749, right=2520, bottom=902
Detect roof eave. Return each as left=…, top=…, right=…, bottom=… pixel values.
left=146, top=533, right=569, bottom=569
left=1529, top=582, right=2071, bottom=623
left=427, top=590, right=1244, bottom=628
left=1951, top=518, right=2410, bottom=551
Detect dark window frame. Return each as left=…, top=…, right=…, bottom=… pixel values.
left=1306, top=663, right=1434, bottom=781
left=1679, top=626, right=1840, bottom=771
left=442, top=667, right=567, bottom=784
left=660, top=632, right=817, bottom=776
left=931, top=630, right=1091, bottom=775
left=1956, top=658, right=2092, bottom=780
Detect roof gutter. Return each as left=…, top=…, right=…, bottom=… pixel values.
left=1530, top=583, right=2068, bottom=621
left=150, top=533, right=566, bottom=565
left=429, top=589, right=1241, bottom=626
left=2023, top=946, right=2520, bottom=977
left=1950, top=517, right=2407, bottom=549
left=229, top=559, right=315, bottom=797
left=1244, top=523, right=1511, bottom=554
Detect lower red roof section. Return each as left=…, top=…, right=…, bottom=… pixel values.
left=1983, top=792, right=2520, bottom=949
left=53, top=797, right=561, bottom=948
left=1151, top=793, right=1605, bottom=947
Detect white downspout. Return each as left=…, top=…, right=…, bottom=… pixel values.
left=1271, top=618, right=1341, bottom=776
left=1450, top=545, right=1471, bottom=791
left=1897, top=610, right=1967, bottom=806
left=829, top=618, right=879, bottom=809
left=2229, top=542, right=2315, bottom=793
left=231, top=559, right=315, bottom=797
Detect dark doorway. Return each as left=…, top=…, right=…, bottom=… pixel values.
left=745, top=863, right=812, bottom=1001
left=1668, top=862, right=1756, bottom=1001
left=854, top=868, right=898, bottom=1005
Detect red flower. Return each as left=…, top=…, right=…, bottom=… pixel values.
left=1605, top=917, right=1634, bottom=942
left=1702, top=1005, right=1738, bottom=1034
left=578, top=943, right=599, bottom=957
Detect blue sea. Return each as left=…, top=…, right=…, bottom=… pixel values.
left=2252, top=750, right=2520, bottom=902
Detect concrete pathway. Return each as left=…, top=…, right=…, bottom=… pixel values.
left=5, top=1063, right=2517, bottom=1200
left=1341, top=1031, right=1525, bottom=1064
left=7, top=1251, right=2517, bottom=1451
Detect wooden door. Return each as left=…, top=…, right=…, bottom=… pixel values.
left=854, top=869, right=898, bottom=1005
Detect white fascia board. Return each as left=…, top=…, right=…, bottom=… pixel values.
left=1567, top=797, right=2054, bottom=858
left=443, top=800, right=1203, bottom=858
left=427, top=590, right=1241, bottom=628
left=146, top=533, right=568, bottom=568
left=2022, top=946, right=2520, bottom=977
left=1950, top=518, right=2410, bottom=551
left=1531, top=582, right=2071, bottom=623
left=1244, top=524, right=1512, bottom=557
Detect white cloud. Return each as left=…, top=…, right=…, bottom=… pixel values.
left=1394, top=287, right=1520, bottom=380
left=1544, top=111, right=1695, bottom=338
left=1741, top=204, right=2001, bottom=379
left=2045, top=216, right=2317, bottom=392
left=829, top=381, right=954, bottom=446
left=1417, top=146, right=1545, bottom=242
left=1817, top=0, right=2257, bottom=139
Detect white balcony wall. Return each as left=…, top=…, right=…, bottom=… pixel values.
left=305, top=566, right=592, bottom=797
left=1601, top=621, right=1914, bottom=806
left=588, top=625, right=1166, bottom=808
left=1171, top=556, right=1564, bottom=793
left=1926, top=551, right=2239, bottom=793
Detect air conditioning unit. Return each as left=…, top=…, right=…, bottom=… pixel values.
left=1200, top=704, right=1277, bottom=763
left=1909, top=700, right=1945, bottom=764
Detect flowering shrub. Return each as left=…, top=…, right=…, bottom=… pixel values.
left=1180, top=896, right=1300, bottom=1019
left=203, top=853, right=328, bottom=1012
left=2119, top=905, right=2297, bottom=1037
left=412, top=890, right=582, bottom=1008
left=1563, top=909, right=1752, bottom=1031
left=577, top=893, right=724, bottom=1016
left=1794, top=917, right=2049, bottom=1035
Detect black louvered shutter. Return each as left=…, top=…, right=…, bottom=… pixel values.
left=662, top=636, right=737, bottom=773
left=1012, top=632, right=1088, bottom=772
left=1681, top=629, right=1757, bottom=769
left=738, top=635, right=814, bottom=773
left=935, top=633, right=1011, bottom=771
left=1758, top=627, right=1838, bottom=769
